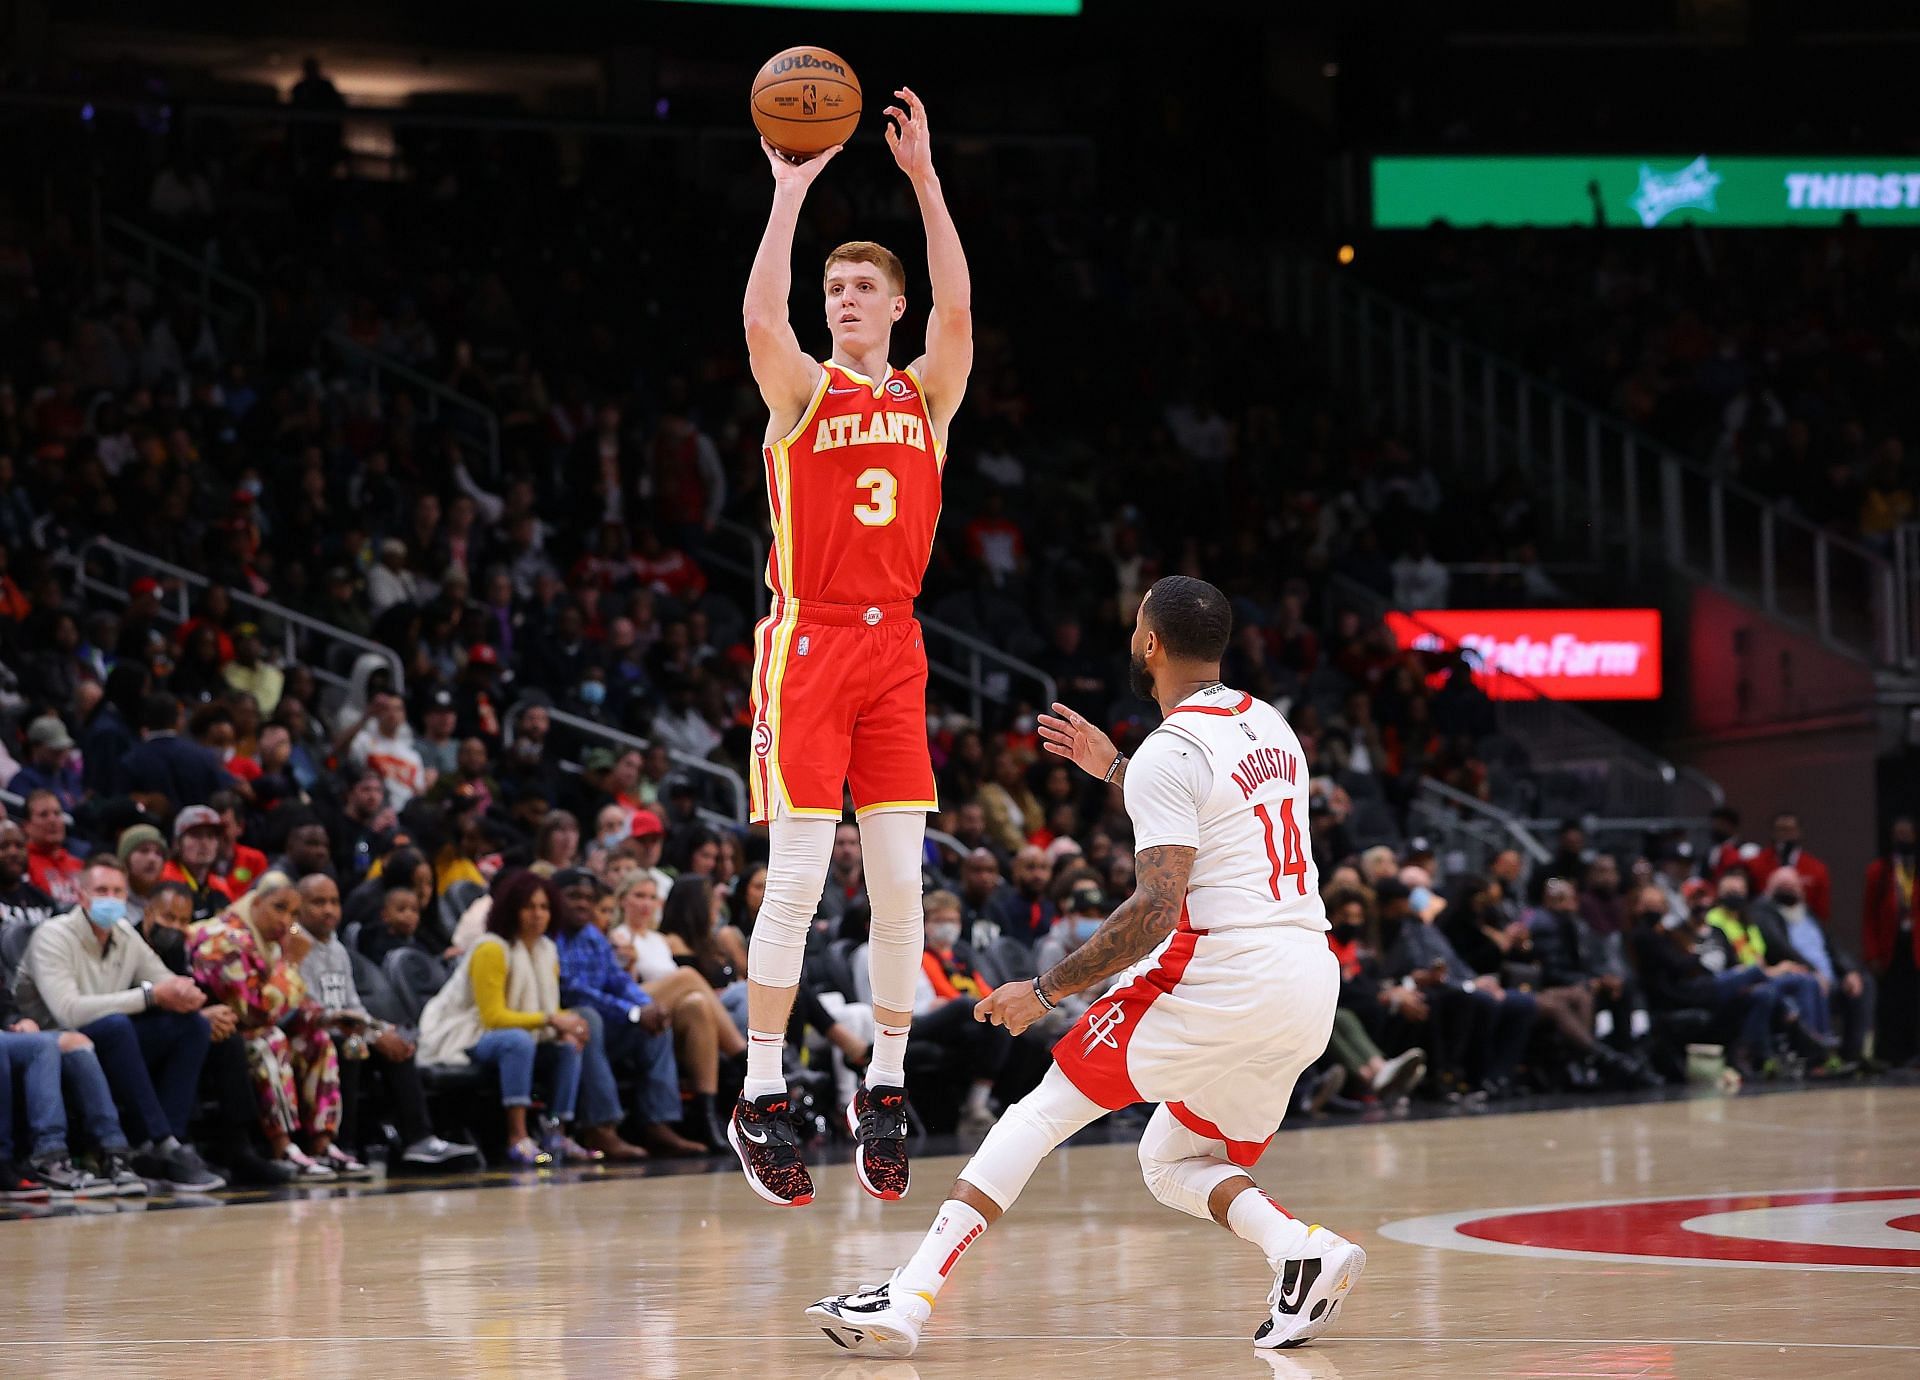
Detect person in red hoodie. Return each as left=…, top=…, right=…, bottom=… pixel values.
left=1862, top=814, right=1919, bottom=1068
left=21, top=790, right=83, bottom=908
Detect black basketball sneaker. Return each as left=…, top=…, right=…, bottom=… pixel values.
left=1253, top=1227, right=1367, bottom=1349
left=729, top=1091, right=815, bottom=1207
left=847, top=1083, right=912, bottom=1200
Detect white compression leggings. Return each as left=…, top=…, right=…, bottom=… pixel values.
left=744, top=811, right=928, bottom=1014
left=958, top=1066, right=1248, bottom=1222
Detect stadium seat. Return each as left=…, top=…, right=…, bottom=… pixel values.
left=383, top=948, right=451, bottom=1025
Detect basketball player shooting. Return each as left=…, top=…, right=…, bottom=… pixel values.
left=732, top=88, right=972, bottom=1208
left=808, top=577, right=1367, bottom=1356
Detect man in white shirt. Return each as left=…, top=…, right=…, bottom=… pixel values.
left=346, top=691, right=430, bottom=809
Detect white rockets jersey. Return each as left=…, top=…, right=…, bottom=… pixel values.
left=1124, top=683, right=1328, bottom=934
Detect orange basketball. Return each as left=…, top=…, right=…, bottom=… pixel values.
left=751, top=46, right=861, bottom=160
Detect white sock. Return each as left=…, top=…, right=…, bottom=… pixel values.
left=896, top=1198, right=988, bottom=1303
left=964, top=1081, right=992, bottom=1113
left=866, top=1022, right=909, bottom=1089
left=1226, top=1188, right=1313, bottom=1268
left=744, top=1030, right=786, bottom=1100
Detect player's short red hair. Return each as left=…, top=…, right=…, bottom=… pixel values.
left=823, top=241, right=905, bottom=296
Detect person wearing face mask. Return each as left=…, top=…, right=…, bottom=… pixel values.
left=1525, top=878, right=1658, bottom=1084
left=1752, top=866, right=1869, bottom=1069
left=14, top=857, right=227, bottom=1190
left=1862, top=815, right=1920, bottom=1067
left=1703, top=871, right=1838, bottom=1069
left=1761, top=812, right=1832, bottom=922
left=1031, top=883, right=1126, bottom=1031
left=914, top=890, right=1013, bottom=1136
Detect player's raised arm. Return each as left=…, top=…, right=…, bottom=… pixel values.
left=744, top=139, right=838, bottom=423
left=888, top=87, right=972, bottom=438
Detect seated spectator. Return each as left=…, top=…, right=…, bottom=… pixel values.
left=13, top=857, right=225, bottom=1190
left=293, top=873, right=475, bottom=1168
left=123, top=692, right=232, bottom=811
left=978, top=748, right=1043, bottom=856
left=1323, top=886, right=1430, bottom=1104
left=222, top=623, right=283, bottom=717
left=531, top=810, right=582, bottom=877
left=342, top=691, right=429, bottom=810
left=267, top=814, right=336, bottom=882
left=1524, top=879, right=1660, bottom=1087
left=417, top=871, right=595, bottom=1167
left=1704, top=871, right=1837, bottom=1065
left=324, top=770, right=399, bottom=882
left=1634, top=885, right=1780, bottom=1079
left=116, top=824, right=171, bottom=925
left=208, top=790, right=269, bottom=898
left=1753, top=866, right=1871, bottom=1069
left=189, top=873, right=361, bottom=1181
left=1, top=972, right=143, bottom=1196
left=1381, top=878, right=1538, bottom=1101
left=12, top=716, right=82, bottom=814
left=0, top=819, right=59, bottom=933
left=818, top=822, right=868, bottom=925
left=355, top=868, right=434, bottom=967
left=161, top=805, right=236, bottom=923
left=986, top=845, right=1056, bottom=948
left=1031, top=881, right=1125, bottom=1029
left=913, top=889, right=1008, bottom=1135
left=415, top=693, right=461, bottom=780
left=550, top=869, right=704, bottom=1157
left=23, top=790, right=83, bottom=909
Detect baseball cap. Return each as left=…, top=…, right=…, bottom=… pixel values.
left=466, top=643, right=500, bottom=667
left=628, top=808, right=665, bottom=839
left=427, top=689, right=456, bottom=712
left=26, top=715, right=75, bottom=752
left=552, top=866, right=601, bottom=893
left=173, top=804, right=224, bottom=839
left=130, top=576, right=163, bottom=600
left=116, top=823, right=166, bottom=863
left=1681, top=877, right=1715, bottom=907
left=1068, top=885, right=1106, bottom=913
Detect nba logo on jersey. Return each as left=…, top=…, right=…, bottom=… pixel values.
left=797, top=635, right=811, bottom=656
left=1240, top=721, right=1257, bottom=741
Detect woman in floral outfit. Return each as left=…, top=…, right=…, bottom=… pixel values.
left=190, top=872, right=365, bottom=1182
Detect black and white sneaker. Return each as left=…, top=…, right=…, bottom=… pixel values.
left=101, top=1149, right=149, bottom=1196
left=807, top=1272, right=931, bottom=1358
left=1254, top=1227, right=1366, bottom=1350
left=401, top=1135, right=479, bottom=1166
left=729, top=1092, right=814, bottom=1206
left=28, top=1153, right=115, bottom=1199
left=847, top=1084, right=911, bottom=1201
left=1, top=1162, right=51, bottom=1201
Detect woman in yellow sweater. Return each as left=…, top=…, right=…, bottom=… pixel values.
left=418, top=869, right=591, bottom=1167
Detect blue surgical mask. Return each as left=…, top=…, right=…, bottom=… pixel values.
left=599, top=830, right=628, bottom=851
left=88, top=897, right=128, bottom=928
left=1071, top=917, right=1101, bottom=944
left=1409, top=886, right=1434, bottom=915
left=579, top=681, right=607, bottom=707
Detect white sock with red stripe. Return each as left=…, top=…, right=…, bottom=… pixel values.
left=744, top=1031, right=786, bottom=1101
left=866, top=1022, right=909, bottom=1089
left=896, top=1199, right=988, bottom=1303
left=1226, top=1187, right=1313, bottom=1268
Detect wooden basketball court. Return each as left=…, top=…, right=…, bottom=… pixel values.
left=3, top=1085, right=1916, bottom=1378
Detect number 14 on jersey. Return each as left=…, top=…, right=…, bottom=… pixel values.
left=1253, top=800, right=1309, bottom=900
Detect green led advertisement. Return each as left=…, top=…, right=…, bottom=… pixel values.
left=1373, top=155, right=1920, bottom=229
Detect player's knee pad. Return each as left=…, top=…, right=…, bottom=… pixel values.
left=748, top=815, right=836, bottom=990
left=1138, top=1109, right=1243, bottom=1222
left=959, top=1067, right=1104, bottom=1210
left=858, top=810, right=927, bottom=1012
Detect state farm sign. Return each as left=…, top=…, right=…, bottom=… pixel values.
left=1386, top=609, right=1662, bottom=701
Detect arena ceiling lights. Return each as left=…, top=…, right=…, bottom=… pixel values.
left=1372, top=155, right=1920, bottom=228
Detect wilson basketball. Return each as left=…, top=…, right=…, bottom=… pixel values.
left=751, top=46, right=861, bottom=159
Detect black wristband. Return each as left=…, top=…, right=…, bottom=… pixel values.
left=1032, top=976, right=1056, bottom=1013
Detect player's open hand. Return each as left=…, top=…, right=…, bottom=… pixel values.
left=761, top=137, right=841, bottom=187
left=975, top=981, right=1046, bottom=1037
left=884, top=87, right=934, bottom=182
left=1038, top=702, right=1120, bottom=782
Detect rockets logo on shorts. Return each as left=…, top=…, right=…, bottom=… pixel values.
left=1082, top=1001, right=1127, bottom=1054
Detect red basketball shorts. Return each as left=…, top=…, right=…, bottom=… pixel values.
left=1053, top=920, right=1339, bottom=1165
left=748, top=598, right=937, bottom=824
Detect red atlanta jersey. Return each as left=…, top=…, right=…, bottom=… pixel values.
left=762, top=361, right=946, bottom=605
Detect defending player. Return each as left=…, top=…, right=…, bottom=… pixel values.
left=732, top=88, right=972, bottom=1207
left=807, top=577, right=1366, bottom=1354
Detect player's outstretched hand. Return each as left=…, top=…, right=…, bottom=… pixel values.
left=884, top=86, right=933, bottom=181
left=975, top=981, right=1046, bottom=1037
left=1037, top=701, right=1120, bottom=781
left=761, top=137, right=841, bottom=187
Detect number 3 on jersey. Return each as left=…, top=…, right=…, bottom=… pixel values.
left=854, top=467, right=897, bottom=527
left=1253, top=800, right=1309, bottom=899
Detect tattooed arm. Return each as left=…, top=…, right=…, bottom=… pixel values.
left=1039, top=844, right=1195, bottom=1002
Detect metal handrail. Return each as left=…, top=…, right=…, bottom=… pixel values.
left=100, top=215, right=266, bottom=356
left=1286, top=254, right=1917, bottom=671
left=918, top=615, right=1059, bottom=725
left=54, top=535, right=405, bottom=695
left=709, top=518, right=770, bottom=622
left=321, top=331, right=500, bottom=475
left=532, top=703, right=749, bottom=826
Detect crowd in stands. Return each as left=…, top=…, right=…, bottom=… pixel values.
left=0, top=70, right=1914, bottom=1204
